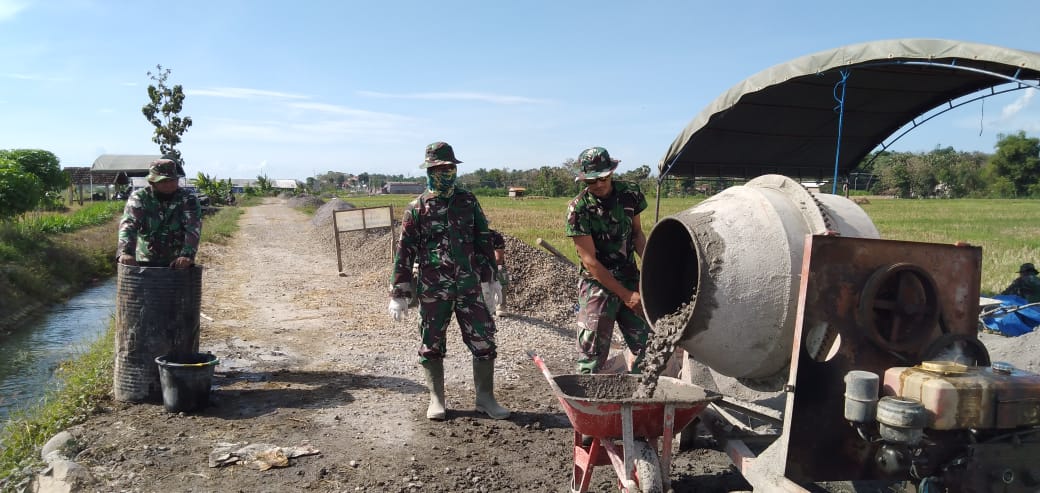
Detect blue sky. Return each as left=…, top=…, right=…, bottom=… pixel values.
left=1, top=0, right=1038, bottom=181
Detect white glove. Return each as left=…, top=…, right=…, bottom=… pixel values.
left=388, top=297, right=409, bottom=321
left=481, top=281, right=502, bottom=315
left=491, top=280, right=503, bottom=306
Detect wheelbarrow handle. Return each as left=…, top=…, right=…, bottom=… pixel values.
left=526, top=350, right=556, bottom=383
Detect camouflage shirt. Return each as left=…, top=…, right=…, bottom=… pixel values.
left=489, top=229, right=505, bottom=251
left=391, top=188, right=496, bottom=298
left=565, top=180, right=647, bottom=283
left=117, top=187, right=202, bottom=265
left=1002, top=274, right=1040, bottom=303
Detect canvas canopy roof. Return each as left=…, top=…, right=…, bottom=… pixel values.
left=91, top=154, right=163, bottom=173
left=658, top=39, right=1040, bottom=180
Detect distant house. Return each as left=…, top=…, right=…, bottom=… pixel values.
left=229, top=178, right=259, bottom=193
left=508, top=187, right=526, bottom=199
left=382, top=182, right=426, bottom=194
left=271, top=179, right=298, bottom=191
left=63, top=166, right=130, bottom=203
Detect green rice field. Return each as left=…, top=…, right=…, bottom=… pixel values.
left=342, top=194, right=1040, bottom=296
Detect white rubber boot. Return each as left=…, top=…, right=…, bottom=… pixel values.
left=422, top=359, right=446, bottom=420
left=473, top=358, right=510, bottom=420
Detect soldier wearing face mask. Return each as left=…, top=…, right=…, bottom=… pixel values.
left=387, top=141, right=508, bottom=421
left=117, top=158, right=202, bottom=269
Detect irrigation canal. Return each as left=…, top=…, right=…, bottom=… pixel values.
left=0, top=277, right=116, bottom=423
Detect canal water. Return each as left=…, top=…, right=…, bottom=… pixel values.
left=0, top=277, right=116, bottom=423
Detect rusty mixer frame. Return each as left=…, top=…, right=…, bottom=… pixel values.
left=696, top=235, right=1001, bottom=491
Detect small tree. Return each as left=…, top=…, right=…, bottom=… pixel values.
left=142, top=64, right=192, bottom=164
left=0, top=157, right=43, bottom=220
left=0, top=149, right=67, bottom=192
left=989, top=131, right=1040, bottom=197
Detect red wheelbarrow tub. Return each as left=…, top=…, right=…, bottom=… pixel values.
left=547, top=372, right=720, bottom=439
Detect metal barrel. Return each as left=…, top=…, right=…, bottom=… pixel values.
left=641, top=175, right=879, bottom=389
left=113, top=264, right=202, bottom=402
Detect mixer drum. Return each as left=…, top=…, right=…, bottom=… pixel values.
left=641, top=175, right=879, bottom=387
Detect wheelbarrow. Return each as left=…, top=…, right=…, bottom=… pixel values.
left=530, top=351, right=720, bottom=493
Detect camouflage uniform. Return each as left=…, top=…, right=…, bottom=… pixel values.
left=117, top=177, right=202, bottom=267
left=391, top=188, right=498, bottom=363
left=566, top=154, right=651, bottom=374
left=489, top=229, right=510, bottom=309
left=1002, top=263, right=1040, bottom=303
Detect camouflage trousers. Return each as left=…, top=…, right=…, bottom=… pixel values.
left=418, top=288, right=497, bottom=363
left=575, top=277, right=650, bottom=374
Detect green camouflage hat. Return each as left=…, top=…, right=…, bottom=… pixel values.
left=1019, top=262, right=1037, bottom=274
left=421, top=142, right=463, bottom=169
left=147, top=159, right=180, bottom=183
left=576, top=147, right=619, bottom=180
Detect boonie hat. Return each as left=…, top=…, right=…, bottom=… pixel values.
left=147, top=159, right=179, bottom=183
left=1019, top=262, right=1037, bottom=274
left=576, top=147, right=619, bottom=180
left=421, top=142, right=462, bottom=169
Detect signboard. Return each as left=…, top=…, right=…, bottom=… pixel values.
left=333, top=207, right=393, bottom=232
left=332, top=206, right=396, bottom=274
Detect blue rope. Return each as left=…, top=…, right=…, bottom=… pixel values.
left=832, top=69, right=850, bottom=194
left=919, top=477, right=939, bottom=493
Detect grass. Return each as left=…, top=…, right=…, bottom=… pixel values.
left=12, top=202, right=125, bottom=235
left=0, top=325, right=115, bottom=489
left=860, top=199, right=1040, bottom=294
left=201, top=206, right=244, bottom=245
left=344, top=193, right=1038, bottom=295
left=0, top=202, right=250, bottom=487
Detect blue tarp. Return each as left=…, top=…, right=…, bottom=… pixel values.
left=980, top=295, right=1040, bottom=337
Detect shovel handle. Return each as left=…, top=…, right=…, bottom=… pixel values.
left=526, top=350, right=556, bottom=383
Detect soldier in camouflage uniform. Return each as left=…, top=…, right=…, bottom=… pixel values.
left=565, top=147, right=651, bottom=374
left=387, top=142, right=509, bottom=421
left=489, top=229, right=511, bottom=317
left=1002, top=262, right=1040, bottom=303
left=117, top=159, right=202, bottom=269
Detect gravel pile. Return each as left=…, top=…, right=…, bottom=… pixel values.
left=317, top=221, right=581, bottom=327
left=286, top=194, right=325, bottom=212
left=980, top=329, right=1040, bottom=372
left=310, top=197, right=355, bottom=227
left=500, top=235, right=579, bottom=327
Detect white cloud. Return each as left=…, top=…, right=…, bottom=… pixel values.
left=2, top=72, right=67, bottom=82
left=195, top=114, right=416, bottom=145
left=187, top=87, right=310, bottom=100
left=286, top=102, right=412, bottom=122
left=999, top=87, right=1036, bottom=120
left=358, top=90, right=549, bottom=105
left=0, top=0, right=28, bottom=22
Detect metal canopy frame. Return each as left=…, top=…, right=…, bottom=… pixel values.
left=656, top=39, right=1040, bottom=185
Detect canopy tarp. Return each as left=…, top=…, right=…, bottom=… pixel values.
left=91, top=154, right=163, bottom=173
left=658, top=39, right=1040, bottom=180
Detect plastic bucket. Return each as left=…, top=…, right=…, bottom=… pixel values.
left=155, top=353, right=219, bottom=413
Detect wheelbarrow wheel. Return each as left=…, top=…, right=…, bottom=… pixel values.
left=630, top=440, right=663, bottom=493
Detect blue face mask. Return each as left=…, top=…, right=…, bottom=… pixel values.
left=426, top=168, right=457, bottom=197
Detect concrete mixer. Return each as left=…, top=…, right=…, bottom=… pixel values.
left=638, top=175, right=1040, bottom=492
left=641, top=174, right=879, bottom=387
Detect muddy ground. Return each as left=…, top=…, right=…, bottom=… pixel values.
left=44, top=198, right=746, bottom=492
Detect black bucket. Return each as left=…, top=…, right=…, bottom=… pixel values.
left=114, top=264, right=202, bottom=402
left=155, top=352, right=219, bottom=413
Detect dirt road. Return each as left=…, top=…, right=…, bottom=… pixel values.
left=55, top=199, right=744, bottom=492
